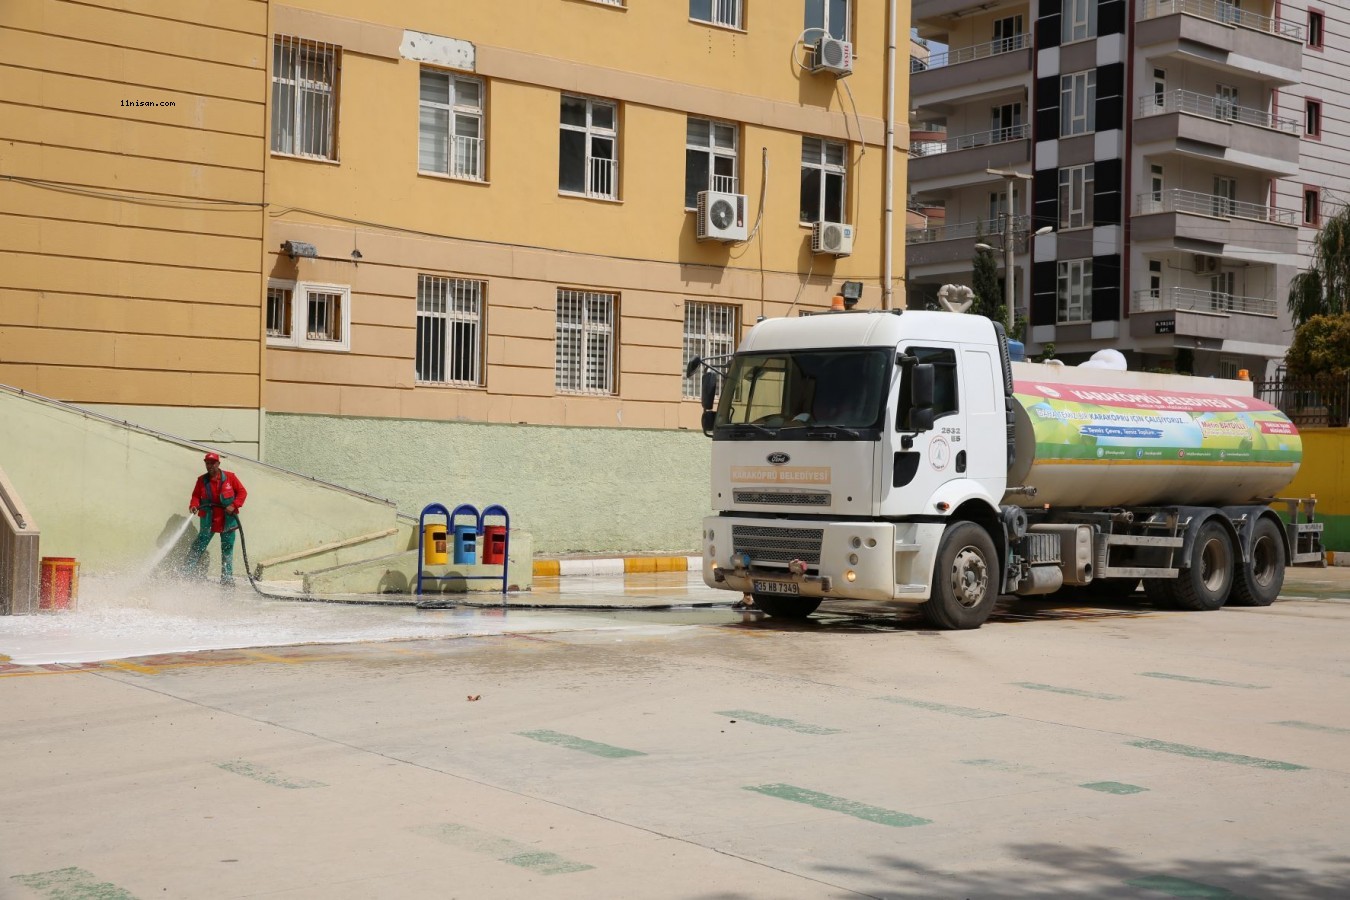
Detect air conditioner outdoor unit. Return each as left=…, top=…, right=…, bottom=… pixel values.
left=812, top=221, right=855, bottom=256
left=696, top=190, right=748, bottom=243
left=1193, top=254, right=1221, bottom=275
left=811, top=38, right=854, bottom=76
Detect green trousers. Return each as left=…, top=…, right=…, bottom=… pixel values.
left=185, top=517, right=238, bottom=583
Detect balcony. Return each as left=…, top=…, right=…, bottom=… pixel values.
left=910, top=35, right=1033, bottom=108
left=1132, top=189, right=1297, bottom=260
left=1134, top=90, right=1301, bottom=174
left=906, top=215, right=1027, bottom=270
left=1129, top=288, right=1284, bottom=347
left=908, top=124, right=1031, bottom=195
left=1135, top=0, right=1303, bottom=84
left=1133, top=287, right=1278, bottom=317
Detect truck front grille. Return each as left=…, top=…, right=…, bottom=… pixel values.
left=733, top=490, right=830, bottom=507
left=732, top=525, right=824, bottom=566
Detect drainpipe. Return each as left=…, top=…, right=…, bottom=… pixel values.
left=883, top=0, right=898, bottom=309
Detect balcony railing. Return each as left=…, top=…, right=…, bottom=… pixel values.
left=920, top=33, right=1029, bottom=70
left=1133, top=287, right=1278, bottom=316
left=711, top=174, right=739, bottom=194
left=587, top=156, right=617, bottom=200
left=1136, top=0, right=1304, bottom=41
left=909, top=123, right=1030, bottom=157
left=1137, top=89, right=1300, bottom=133
left=1134, top=188, right=1296, bottom=225
left=906, top=215, right=1028, bottom=244
left=450, top=135, right=484, bottom=180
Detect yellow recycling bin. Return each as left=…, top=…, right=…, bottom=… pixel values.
left=423, top=523, right=448, bottom=565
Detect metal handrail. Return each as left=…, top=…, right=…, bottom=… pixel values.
left=906, top=215, right=1028, bottom=244
left=909, top=123, right=1029, bottom=157
left=1135, top=0, right=1304, bottom=40
left=1132, top=287, right=1277, bottom=316
left=1136, top=89, right=1300, bottom=134
left=1134, top=188, right=1296, bottom=225
left=922, top=33, right=1029, bottom=69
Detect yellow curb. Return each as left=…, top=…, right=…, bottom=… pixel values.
left=625, top=557, right=690, bottom=573
left=533, top=560, right=561, bottom=577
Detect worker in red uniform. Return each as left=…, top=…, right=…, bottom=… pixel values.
left=186, top=452, right=248, bottom=585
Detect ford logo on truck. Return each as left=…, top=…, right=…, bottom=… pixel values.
left=767, top=452, right=790, bottom=465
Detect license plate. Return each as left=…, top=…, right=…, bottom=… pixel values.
left=753, top=579, right=800, bottom=595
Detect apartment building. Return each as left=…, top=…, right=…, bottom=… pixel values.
left=2, top=1, right=911, bottom=554
left=908, top=0, right=1342, bottom=378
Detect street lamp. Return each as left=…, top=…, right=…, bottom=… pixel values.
left=983, top=168, right=1034, bottom=335
left=976, top=223, right=1053, bottom=337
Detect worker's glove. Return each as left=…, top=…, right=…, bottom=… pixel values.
left=190, top=505, right=199, bottom=514
left=225, top=504, right=237, bottom=515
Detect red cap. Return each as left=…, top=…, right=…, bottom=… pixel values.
left=204, top=452, right=220, bottom=463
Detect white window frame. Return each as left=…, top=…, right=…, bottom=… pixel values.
left=271, top=36, right=339, bottom=160
left=268, top=281, right=351, bottom=351
left=266, top=281, right=296, bottom=345
left=690, top=0, right=743, bottom=30
left=1058, top=163, right=1095, bottom=230
left=1057, top=259, right=1092, bottom=324
left=559, top=95, right=619, bottom=200
left=805, top=0, right=851, bottom=43
left=1060, top=71, right=1097, bottom=137
left=416, top=275, right=485, bottom=386
left=556, top=288, right=618, bottom=395
left=1062, top=0, right=1097, bottom=43
left=683, top=301, right=739, bottom=399
left=800, top=136, right=848, bottom=224
left=418, top=69, right=485, bottom=180
left=685, top=117, right=739, bottom=209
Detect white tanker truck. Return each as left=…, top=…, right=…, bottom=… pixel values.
left=688, top=309, right=1324, bottom=629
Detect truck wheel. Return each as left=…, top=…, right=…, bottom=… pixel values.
left=922, top=522, right=999, bottom=630
left=752, top=596, right=822, bottom=619
left=1166, top=520, right=1234, bottom=612
left=1229, top=518, right=1285, bottom=607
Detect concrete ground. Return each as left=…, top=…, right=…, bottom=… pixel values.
left=1, top=568, right=1349, bottom=898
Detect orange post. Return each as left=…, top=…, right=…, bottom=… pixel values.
left=39, top=557, right=79, bottom=611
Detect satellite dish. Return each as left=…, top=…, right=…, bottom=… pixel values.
left=936, top=283, right=974, bottom=314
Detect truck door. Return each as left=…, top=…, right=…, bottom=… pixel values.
left=961, top=347, right=1006, bottom=499
left=891, top=343, right=964, bottom=509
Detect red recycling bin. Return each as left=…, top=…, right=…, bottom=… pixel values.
left=39, top=557, right=79, bottom=611
left=483, top=526, right=507, bottom=565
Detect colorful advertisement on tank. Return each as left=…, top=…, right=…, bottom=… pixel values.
left=1013, top=381, right=1301, bottom=465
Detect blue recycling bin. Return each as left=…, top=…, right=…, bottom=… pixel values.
left=453, top=524, right=477, bottom=564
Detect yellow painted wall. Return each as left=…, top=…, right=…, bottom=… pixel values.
left=0, top=0, right=267, bottom=413
left=1282, top=428, right=1350, bottom=550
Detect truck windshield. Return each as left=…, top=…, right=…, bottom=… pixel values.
left=714, top=348, right=890, bottom=438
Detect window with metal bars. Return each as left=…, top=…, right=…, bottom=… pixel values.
left=272, top=36, right=339, bottom=159
left=416, top=275, right=484, bottom=386
left=690, top=0, right=743, bottom=29
left=683, top=301, right=738, bottom=399
left=685, top=118, right=739, bottom=209
left=266, top=281, right=350, bottom=350
left=419, top=70, right=484, bottom=179
left=556, top=289, right=617, bottom=395
left=559, top=96, right=618, bottom=200
left=800, top=136, right=847, bottom=223
left=266, top=286, right=293, bottom=341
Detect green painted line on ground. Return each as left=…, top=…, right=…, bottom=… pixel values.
left=217, top=760, right=326, bottom=789
left=715, top=709, right=841, bottom=735
left=874, top=696, right=1003, bottom=718
left=744, top=783, right=931, bottom=828
left=1273, top=720, right=1350, bottom=735
left=11, top=867, right=138, bottom=900
left=413, top=823, right=593, bottom=875
left=1139, top=672, right=1269, bottom=690
left=959, top=758, right=1048, bottom=776
left=1081, top=781, right=1149, bottom=795
left=1127, top=874, right=1248, bottom=898
left=1013, top=681, right=1125, bottom=700
left=516, top=729, right=646, bottom=758
left=1127, top=740, right=1307, bottom=771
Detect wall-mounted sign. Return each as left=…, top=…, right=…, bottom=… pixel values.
left=1155, top=318, right=1176, bottom=334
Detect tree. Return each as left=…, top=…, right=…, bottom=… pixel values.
left=1288, top=204, right=1350, bottom=327
left=1285, top=312, right=1350, bottom=378
left=972, top=243, right=1002, bottom=322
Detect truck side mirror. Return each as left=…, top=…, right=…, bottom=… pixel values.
left=700, top=371, right=718, bottom=411
left=701, top=409, right=716, bottom=435
left=911, top=363, right=935, bottom=410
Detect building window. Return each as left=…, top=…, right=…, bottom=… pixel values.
left=683, top=301, right=739, bottom=399
left=419, top=70, right=484, bottom=180
left=1060, top=71, right=1097, bottom=137
left=800, top=136, right=847, bottom=223
left=556, top=289, right=617, bottom=395
left=1308, top=10, right=1325, bottom=48
left=1062, top=0, right=1097, bottom=43
left=805, top=0, right=850, bottom=42
left=266, top=284, right=293, bottom=341
left=1058, top=164, right=1095, bottom=229
left=1304, top=188, right=1321, bottom=226
left=271, top=36, right=338, bottom=160
left=685, top=118, right=739, bottom=208
left=1057, top=259, right=1092, bottom=324
left=267, top=282, right=351, bottom=351
left=690, top=0, right=743, bottom=30
left=559, top=96, right=618, bottom=200
left=1306, top=99, right=1322, bottom=138
left=417, top=275, right=484, bottom=385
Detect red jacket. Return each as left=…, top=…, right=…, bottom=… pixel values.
left=191, top=471, right=247, bottom=533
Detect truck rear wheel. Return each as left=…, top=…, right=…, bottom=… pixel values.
left=922, top=522, right=999, bottom=630
left=752, top=596, right=822, bottom=619
left=1229, top=517, right=1285, bottom=607
left=1164, top=520, right=1234, bottom=612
